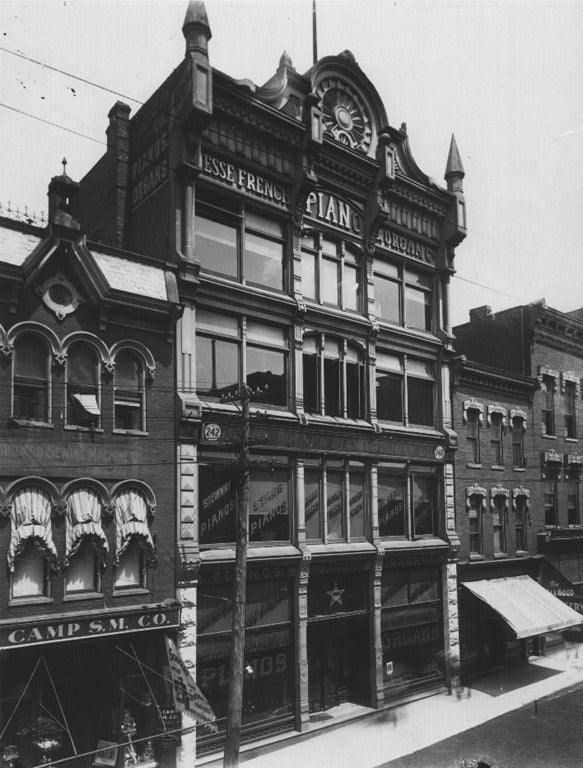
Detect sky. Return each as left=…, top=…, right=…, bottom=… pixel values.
left=1, top=0, right=582, bottom=327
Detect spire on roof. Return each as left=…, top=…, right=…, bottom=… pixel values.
left=445, top=134, right=464, bottom=178
left=182, top=0, right=212, bottom=56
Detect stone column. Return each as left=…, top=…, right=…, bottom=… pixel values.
left=371, top=544, right=385, bottom=708
left=295, top=553, right=311, bottom=731
left=176, top=441, right=199, bottom=767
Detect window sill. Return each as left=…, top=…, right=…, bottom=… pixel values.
left=566, top=437, right=579, bottom=443
left=493, top=552, right=508, bottom=559
left=515, top=549, right=528, bottom=558
left=8, top=418, right=54, bottom=429
left=513, top=467, right=527, bottom=473
left=113, top=429, right=149, bottom=437
left=466, top=463, right=482, bottom=469
left=541, top=434, right=557, bottom=440
left=491, top=465, right=505, bottom=471
left=9, top=596, right=53, bottom=607
left=63, top=592, right=104, bottom=602
left=64, top=425, right=104, bottom=434
left=469, top=553, right=484, bottom=561
left=113, top=587, right=149, bottom=597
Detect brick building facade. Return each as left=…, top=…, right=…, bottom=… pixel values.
left=453, top=303, right=583, bottom=676
left=0, top=170, right=180, bottom=767
left=72, top=1, right=468, bottom=761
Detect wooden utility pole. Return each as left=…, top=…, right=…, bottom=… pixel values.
left=223, top=386, right=251, bottom=768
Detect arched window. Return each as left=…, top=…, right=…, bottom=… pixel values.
left=114, top=351, right=145, bottom=431
left=114, top=488, right=155, bottom=589
left=67, top=343, right=100, bottom=427
left=13, top=333, right=50, bottom=422
left=64, top=488, right=108, bottom=593
left=8, top=486, right=57, bottom=598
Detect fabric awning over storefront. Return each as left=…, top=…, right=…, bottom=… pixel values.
left=463, top=575, right=583, bottom=639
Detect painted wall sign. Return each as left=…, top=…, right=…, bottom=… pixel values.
left=0, top=441, right=143, bottom=475
left=131, top=111, right=170, bottom=209
left=201, top=153, right=290, bottom=208
left=304, top=191, right=362, bottom=236
left=0, top=607, right=180, bottom=649
left=376, top=226, right=436, bottom=264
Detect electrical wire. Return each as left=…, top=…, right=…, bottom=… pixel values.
left=0, top=41, right=563, bottom=288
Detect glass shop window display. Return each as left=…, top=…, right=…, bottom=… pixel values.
left=0, top=639, right=174, bottom=768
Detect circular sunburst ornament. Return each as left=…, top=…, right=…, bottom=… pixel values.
left=316, top=77, right=372, bottom=152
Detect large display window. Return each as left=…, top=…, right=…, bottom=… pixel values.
left=196, top=566, right=295, bottom=751
left=199, top=466, right=291, bottom=545
left=381, top=562, right=444, bottom=699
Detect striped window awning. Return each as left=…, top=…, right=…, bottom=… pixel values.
left=463, top=575, right=583, bottom=639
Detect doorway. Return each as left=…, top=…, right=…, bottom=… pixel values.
left=307, top=616, right=369, bottom=712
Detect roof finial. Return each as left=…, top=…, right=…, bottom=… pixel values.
left=445, top=134, right=464, bottom=193
left=62, top=157, right=68, bottom=177
left=183, top=1, right=212, bottom=57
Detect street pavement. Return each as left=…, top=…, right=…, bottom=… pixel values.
left=199, top=643, right=583, bottom=768
left=379, top=683, right=583, bottom=768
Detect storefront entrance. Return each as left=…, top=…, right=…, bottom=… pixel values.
left=307, top=617, right=369, bottom=712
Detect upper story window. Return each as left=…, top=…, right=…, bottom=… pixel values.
left=373, top=257, right=433, bottom=332
left=544, top=480, right=558, bottom=527
left=195, top=205, right=285, bottom=291
left=196, top=310, right=288, bottom=408
left=12, top=333, right=50, bottom=422
left=491, top=487, right=509, bottom=555
left=378, top=468, right=437, bottom=539
left=511, top=411, right=526, bottom=468
left=67, top=343, right=100, bottom=428
left=466, top=410, right=481, bottom=464
left=114, top=351, right=146, bottom=432
left=376, top=353, right=435, bottom=427
left=301, top=232, right=362, bottom=312
left=541, top=374, right=556, bottom=436
left=304, top=460, right=367, bottom=542
left=8, top=486, right=58, bottom=599
left=64, top=488, right=109, bottom=594
left=303, top=334, right=365, bottom=419
left=489, top=412, right=504, bottom=466
left=114, top=488, right=155, bottom=589
left=568, top=481, right=580, bottom=526
left=513, top=488, right=529, bottom=552
left=564, top=381, right=578, bottom=439
left=199, top=465, right=291, bottom=545
left=466, top=485, right=486, bottom=556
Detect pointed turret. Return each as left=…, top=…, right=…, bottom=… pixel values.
left=444, top=134, right=464, bottom=193
left=48, top=158, right=81, bottom=232
left=182, top=0, right=212, bottom=56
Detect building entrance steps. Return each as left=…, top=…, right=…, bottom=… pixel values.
left=197, top=642, right=583, bottom=768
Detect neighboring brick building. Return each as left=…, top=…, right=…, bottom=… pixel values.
left=453, top=303, right=583, bottom=677
left=73, top=0, right=468, bottom=760
left=0, top=169, right=180, bottom=767
left=452, top=357, right=542, bottom=677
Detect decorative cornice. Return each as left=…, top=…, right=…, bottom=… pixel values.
left=490, top=485, right=510, bottom=510
left=512, top=485, right=530, bottom=511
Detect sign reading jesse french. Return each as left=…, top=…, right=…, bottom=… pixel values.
left=201, top=153, right=290, bottom=208
left=0, top=607, right=180, bottom=649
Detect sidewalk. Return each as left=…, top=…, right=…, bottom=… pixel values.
left=199, top=642, right=583, bottom=768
